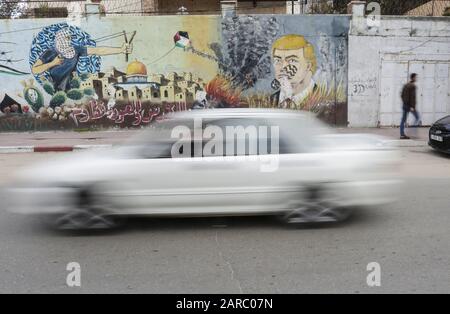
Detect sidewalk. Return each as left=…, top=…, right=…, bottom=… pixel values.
left=0, top=129, right=136, bottom=153
left=335, top=126, right=429, bottom=147
left=0, top=127, right=429, bottom=153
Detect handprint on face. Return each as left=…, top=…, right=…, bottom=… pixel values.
left=271, top=64, right=298, bottom=90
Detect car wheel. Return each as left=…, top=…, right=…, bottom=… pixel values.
left=54, top=187, right=119, bottom=230
left=282, top=184, right=352, bottom=224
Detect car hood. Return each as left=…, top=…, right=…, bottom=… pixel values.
left=431, top=123, right=450, bottom=131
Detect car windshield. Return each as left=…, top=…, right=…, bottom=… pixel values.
left=121, top=118, right=193, bottom=158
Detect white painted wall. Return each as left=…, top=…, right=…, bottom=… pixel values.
left=348, top=13, right=450, bottom=127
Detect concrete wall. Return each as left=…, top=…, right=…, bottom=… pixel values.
left=157, top=0, right=221, bottom=14
left=0, top=14, right=349, bottom=131
left=348, top=6, right=450, bottom=127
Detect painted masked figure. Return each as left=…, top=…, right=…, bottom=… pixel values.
left=32, top=28, right=132, bottom=92
left=270, top=34, right=318, bottom=109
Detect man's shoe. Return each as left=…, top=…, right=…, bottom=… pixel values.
left=400, top=135, right=410, bottom=139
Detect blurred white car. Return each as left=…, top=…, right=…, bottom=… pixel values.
left=2, top=109, right=401, bottom=229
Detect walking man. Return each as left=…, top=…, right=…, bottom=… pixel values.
left=400, top=73, right=420, bottom=139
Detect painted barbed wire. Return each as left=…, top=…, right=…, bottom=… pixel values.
left=0, top=42, right=29, bottom=75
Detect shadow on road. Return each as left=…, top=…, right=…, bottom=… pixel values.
left=9, top=206, right=389, bottom=237
left=429, top=149, right=450, bottom=159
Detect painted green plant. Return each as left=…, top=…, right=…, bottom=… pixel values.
left=70, top=78, right=81, bottom=89
left=83, top=88, right=95, bottom=96
left=67, top=89, right=84, bottom=100
left=50, top=91, right=67, bottom=108
left=43, top=81, right=55, bottom=95
left=23, top=86, right=44, bottom=112
left=79, top=73, right=90, bottom=81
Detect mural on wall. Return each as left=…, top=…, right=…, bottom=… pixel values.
left=0, top=15, right=349, bottom=131
left=209, top=14, right=349, bottom=124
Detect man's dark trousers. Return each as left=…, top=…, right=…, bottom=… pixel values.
left=400, top=105, right=420, bottom=137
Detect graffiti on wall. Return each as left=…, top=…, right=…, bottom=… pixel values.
left=0, top=15, right=349, bottom=131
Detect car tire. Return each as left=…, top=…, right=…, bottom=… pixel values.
left=53, top=187, right=119, bottom=230
left=282, top=184, right=352, bottom=224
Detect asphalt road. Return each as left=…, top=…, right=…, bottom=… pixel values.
left=0, top=147, right=449, bottom=294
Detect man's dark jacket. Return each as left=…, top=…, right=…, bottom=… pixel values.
left=401, top=82, right=416, bottom=109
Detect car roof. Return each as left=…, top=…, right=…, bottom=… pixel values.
left=168, top=108, right=315, bottom=120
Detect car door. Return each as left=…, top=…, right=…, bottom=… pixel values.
left=120, top=115, right=279, bottom=215
left=190, top=116, right=269, bottom=214
left=230, top=115, right=334, bottom=212
left=104, top=117, right=206, bottom=215
left=106, top=116, right=264, bottom=215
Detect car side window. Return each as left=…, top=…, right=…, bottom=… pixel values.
left=138, top=116, right=308, bottom=159
left=140, top=140, right=174, bottom=159
left=262, top=117, right=310, bottom=154
left=202, top=117, right=282, bottom=157
left=171, top=140, right=205, bottom=158
left=137, top=118, right=195, bottom=159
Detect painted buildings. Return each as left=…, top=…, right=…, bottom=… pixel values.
left=88, top=60, right=205, bottom=104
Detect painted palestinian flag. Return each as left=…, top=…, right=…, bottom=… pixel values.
left=174, top=31, right=190, bottom=49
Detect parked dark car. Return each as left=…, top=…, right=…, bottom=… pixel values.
left=429, top=115, right=450, bottom=154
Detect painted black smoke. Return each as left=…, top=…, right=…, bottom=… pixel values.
left=209, top=14, right=280, bottom=91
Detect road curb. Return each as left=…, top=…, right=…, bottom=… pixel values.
left=385, top=140, right=428, bottom=147
left=0, top=141, right=428, bottom=153
left=0, top=144, right=113, bottom=154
